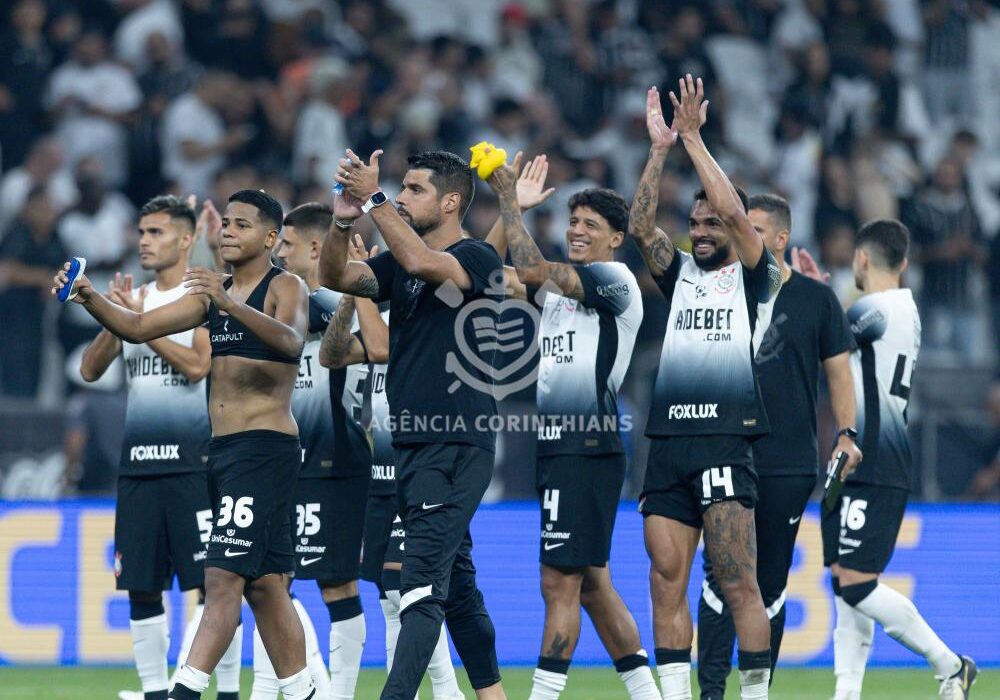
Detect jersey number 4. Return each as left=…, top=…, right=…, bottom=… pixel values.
left=702, top=466, right=735, bottom=500
left=542, top=489, right=560, bottom=522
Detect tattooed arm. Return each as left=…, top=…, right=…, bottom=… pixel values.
left=318, top=225, right=381, bottom=298
left=630, top=87, right=678, bottom=280
left=486, top=162, right=584, bottom=300
left=319, top=295, right=366, bottom=369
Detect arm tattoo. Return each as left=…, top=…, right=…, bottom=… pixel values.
left=629, top=151, right=675, bottom=278
left=702, top=500, right=757, bottom=585
left=319, top=296, right=356, bottom=367
left=502, top=192, right=583, bottom=298
left=349, top=270, right=380, bottom=299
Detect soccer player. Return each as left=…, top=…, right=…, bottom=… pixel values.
left=629, top=76, right=779, bottom=700
left=484, top=160, right=658, bottom=700
left=326, top=234, right=466, bottom=700
left=54, top=189, right=318, bottom=700
left=695, top=194, right=862, bottom=699
left=819, top=220, right=977, bottom=700
left=78, top=195, right=242, bottom=700
left=320, top=149, right=505, bottom=700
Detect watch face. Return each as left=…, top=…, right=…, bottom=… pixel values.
left=370, top=191, right=387, bottom=205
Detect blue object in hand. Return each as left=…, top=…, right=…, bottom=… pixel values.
left=331, top=182, right=344, bottom=195
left=58, top=257, right=87, bottom=303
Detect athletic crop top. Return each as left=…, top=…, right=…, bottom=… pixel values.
left=207, top=266, right=301, bottom=364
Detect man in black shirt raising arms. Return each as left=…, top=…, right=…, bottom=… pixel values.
left=696, top=194, right=862, bottom=699
left=320, top=148, right=505, bottom=700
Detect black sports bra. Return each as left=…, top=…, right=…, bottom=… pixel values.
left=207, top=266, right=301, bottom=365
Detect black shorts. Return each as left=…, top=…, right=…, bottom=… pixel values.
left=822, top=482, right=908, bottom=573
left=114, top=472, right=212, bottom=592
left=537, top=453, right=626, bottom=568
left=205, top=430, right=300, bottom=579
left=640, top=435, right=757, bottom=528
left=361, top=493, right=398, bottom=583
left=292, top=474, right=368, bottom=581
left=383, top=511, right=405, bottom=567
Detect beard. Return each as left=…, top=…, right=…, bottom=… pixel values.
left=408, top=211, right=441, bottom=236
left=692, top=241, right=731, bottom=270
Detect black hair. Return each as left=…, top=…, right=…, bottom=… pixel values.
left=567, top=188, right=629, bottom=234
left=139, top=195, right=196, bottom=231
left=747, top=193, right=791, bottom=233
left=694, top=186, right=750, bottom=213
left=492, top=97, right=522, bottom=118
left=406, top=151, right=475, bottom=219
left=228, top=189, right=283, bottom=231
left=283, top=202, right=333, bottom=237
left=856, top=219, right=908, bottom=270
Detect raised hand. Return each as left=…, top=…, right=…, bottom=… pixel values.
left=486, top=151, right=523, bottom=203
left=516, top=154, right=556, bottom=210
left=107, top=272, right=147, bottom=312
left=196, top=198, right=223, bottom=250
left=52, top=261, right=93, bottom=303
left=333, top=190, right=365, bottom=225
left=646, top=86, right=678, bottom=152
left=668, top=74, right=709, bottom=137
left=790, top=247, right=830, bottom=284
left=348, top=233, right=380, bottom=262
left=183, top=267, right=233, bottom=310
left=335, top=148, right=383, bottom=202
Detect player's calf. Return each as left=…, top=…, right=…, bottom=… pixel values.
left=321, top=579, right=365, bottom=700
left=128, top=592, right=169, bottom=700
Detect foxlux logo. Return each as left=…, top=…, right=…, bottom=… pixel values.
left=668, top=403, right=718, bottom=419
left=130, top=444, right=180, bottom=461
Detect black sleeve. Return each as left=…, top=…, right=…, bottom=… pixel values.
left=577, top=263, right=633, bottom=316
left=742, top=248, right=780, bottom=304
left=654, top=251, right=684, bottom=300
left=363, top=250, right=397, bottom=304
left=819, top=285, right=856, bottom=360
left=449, top=240, right=502, bottom=297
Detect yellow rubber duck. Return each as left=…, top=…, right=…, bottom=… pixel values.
left=469, top=141, right=507, bottom=180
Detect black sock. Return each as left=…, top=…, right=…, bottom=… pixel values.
left=216, top=694, right=239, bottom=700
left=537, top=655, right=571, bottom=674
left=326, top=595, right=363, bottom=623
left=167, top=683, right=200, bottom=700
left=654, top=647, right=691, bottom=665
left=737, top=649, right=771, bottom=671
left=613, top=653, right=649, bottom=673
left=144, top=692, right=168, bottom=700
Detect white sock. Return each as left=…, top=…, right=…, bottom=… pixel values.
left=527, top=668, right=567, bottom=700
left=250, top=625, right=280, bottom=700
left=428, top=623, right=463, bottom=699
left=852, top=583, right=961, bottom=678
left=130, top=613, right=169, bottom=693
left=382, top=594, right=419, bottom=700
left=328, top=601, right=366, bottom=700
left=174, top=664, right=211, bottom=693
left=291, top=597, right=332, bottom=697
left=619, top=665, right=660, bottom=700
left=656, top=663, right=691, bottom=700
left=215, top=623, right=242, bottom=694
left=738, top=667, right=770, bottom=699
left=834, top=595, right=873, bottom=699
left=278, top=667, right=316, bottom=700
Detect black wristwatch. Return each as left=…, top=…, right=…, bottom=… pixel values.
left=837, top=427, right=859, bottom=442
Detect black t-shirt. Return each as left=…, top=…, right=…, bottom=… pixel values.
left=751, top=272, right=856, bottom=474
left=0, top=222, right=67, bottom=315
left=364, top=238, right=503, bottom=452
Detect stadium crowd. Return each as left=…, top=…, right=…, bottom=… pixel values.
left=0, top=0, right=998, bottom=500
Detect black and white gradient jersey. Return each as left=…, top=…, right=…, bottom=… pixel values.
left=645, top=249, right=780, bottom=437
left=535, top=262, right=642, bottom=456
left=366, top=310, right=394, bottom=496
left=846, top=289, right=921, bottom=490
left=294, top=288, right=371, bottom=479
left=120, top=283, right=209, bottom=476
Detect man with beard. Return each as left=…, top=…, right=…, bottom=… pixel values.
left=320, top=149, right=505, bottom=700
left=628, top=77, right=780, bottom=700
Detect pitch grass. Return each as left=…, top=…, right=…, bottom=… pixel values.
left=3, top=666, right=995, bottom=699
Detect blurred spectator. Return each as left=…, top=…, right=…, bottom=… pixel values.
left=112, top=0, right=184, bottom=71
left=160, top=71, right=251, bottom=197
left=921, top=0, right=972, bottom=125
left=493, top=4, right=542, bottom=102
left=0, top=136, right=78, bottom=234
left=964, top=383, right=1000, bottom=500
left=814, top=154, right=860, bottom=251
left=784, top=42, right=832, bottom=133
left=293, top=58, right=351, bottom=187
left=55, top=157, right=135, bottom=359
left=904, top=155, right=988, bottom=359
left=0, top=0, right=53, bottom=169
left=772, top=98, right=822, bottom=251
left=45, top=31, right=142, bottom=187
left=0, top=186, right=65, bottom=397
left=970, top=0, right=1000, bottom=150
left=818, top=219, right=861, bottom=307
